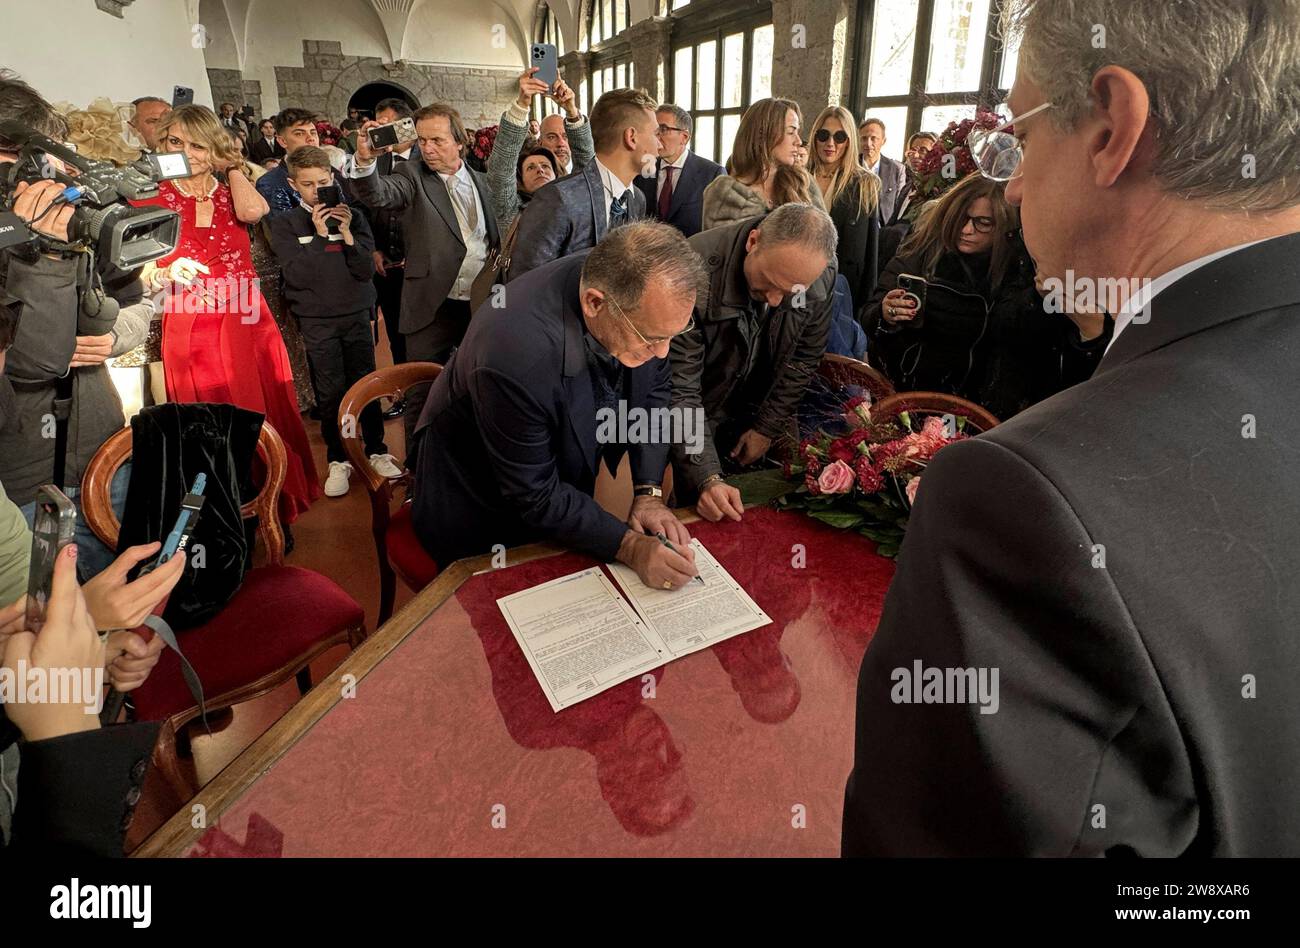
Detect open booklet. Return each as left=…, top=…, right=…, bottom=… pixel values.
left=496, top=540, right=772, bottom=712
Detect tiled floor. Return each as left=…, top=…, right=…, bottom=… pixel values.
left=125, top=314, right=640, bottom=851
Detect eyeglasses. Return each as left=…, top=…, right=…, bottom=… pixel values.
left=814, top=129, right=849, bottom=145
left=969, top=101, right=1053, bottom=181
left=604, top=294, right=694, bottom=350
left=657, top=124, right=686, bottom=135
left=963, top=214, right=996, bottom=234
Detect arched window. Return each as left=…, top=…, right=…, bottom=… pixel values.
left=590, top=0, right=631, bottom=45
left=849, top=0, right=1020, bottom=161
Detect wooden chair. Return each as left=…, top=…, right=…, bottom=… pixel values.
left=82, top=419, right=367, bottom=799
left=817, top=353, right=896, bottom=402
left=338, top=362, right=443, bottom=625
left=870, top=390, right=1001, bottom=434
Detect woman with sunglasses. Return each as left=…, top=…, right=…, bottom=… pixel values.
left=807, top=106, right=883, bottom=311
left=864, top=173, right=1069, bottom=419
left=701, top=98, right=823, bottom=230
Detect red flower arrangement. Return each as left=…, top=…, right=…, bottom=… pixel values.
left=905, top=108, right=1005, bottom=219
left=471, top=124, right=499, bottom=163
left=778, top=399, right=970, bottom=557
left=314, top=120, right=343, bottom=147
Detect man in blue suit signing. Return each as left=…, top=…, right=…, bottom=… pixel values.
left=410, top=222, right=707, bottom=590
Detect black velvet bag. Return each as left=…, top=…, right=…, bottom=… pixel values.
left=116, top=403, right=264, bottom=630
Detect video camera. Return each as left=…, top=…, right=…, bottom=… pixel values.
left=0, top=119, right=187, bottom=270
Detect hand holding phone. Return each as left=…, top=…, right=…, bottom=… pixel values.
left=530, top=43, right=559, bottom=91
left=25, top=486, right=77, bottom=635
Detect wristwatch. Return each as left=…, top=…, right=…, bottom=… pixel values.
left=633, top=483, right=663, bottom=499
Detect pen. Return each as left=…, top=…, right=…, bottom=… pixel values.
left=655, top=532, right=705, bottom=585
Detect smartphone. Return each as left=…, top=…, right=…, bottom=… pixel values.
left=25, top=486, right=77, bottom=634
left=172, top=85, right=195, bottom=108
left=316, top=184, right=342, bottom=208
left=140, top=474, right=207, bottom=577
left=147, top=151, right=192, bottom=180
left=367, top=118, right=417, bottom=152
left=530, top=43, right=559, bottom=91
left=897, top=273, right=928, bottom=328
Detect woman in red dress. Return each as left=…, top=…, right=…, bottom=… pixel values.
left=134, top=105, right=321, bottom=521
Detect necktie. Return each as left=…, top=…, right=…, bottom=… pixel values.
left=609, top=190, right=630, bottom=229
left=449, top=175, right=478, bottom=235
left=658, top=165, right=675, bottom=219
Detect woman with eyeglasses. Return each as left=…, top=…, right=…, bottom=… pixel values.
left=807, top=106, right=883, bottom=311
left=865, top=172, right=1081, bottom=419
left=701, top=98, right=823, bottom=230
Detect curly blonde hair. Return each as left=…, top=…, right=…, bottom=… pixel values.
left=155, top=104, right=244, bottom=170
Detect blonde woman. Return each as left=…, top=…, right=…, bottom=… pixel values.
left=701, top=97, right=823, bottom=229
left=129, top=105, right=321, bottom=520
left=807, top=105, right=882, bottom=307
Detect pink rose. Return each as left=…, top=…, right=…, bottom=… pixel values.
left=905, top=476, right=921, bottom=506
left=817, top=459, right=855, bottom=495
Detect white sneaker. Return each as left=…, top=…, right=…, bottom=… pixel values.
left=369, top=453, right=403, bottom=479
left=324, top=461, right=353, bottom=497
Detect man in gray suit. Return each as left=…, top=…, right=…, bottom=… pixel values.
left=348, top=103, right=500, bottom=441
left=858, top=117, right=910, bottom=226
left=844, top=0, right=1300, bottom=856
left=507, top=88, right=660, bottom=281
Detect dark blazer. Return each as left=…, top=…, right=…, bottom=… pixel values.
left=348, top=157, right=500, bottom=335
left=635, top=151, right=726, bottom=238
left=873, top=154, right=909, bottom=226
left=410, top=252, right=671, bottom=568
left=827, top=175, right=882, bottom=308
left=507, top=160, right=647, bottom=281
left=843, top=232, right=1300, bottom=856
left=248, top=136, right=285, bottom=165
left=364, top=149, right=414, bottom=262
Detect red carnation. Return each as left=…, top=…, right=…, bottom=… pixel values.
left=854, top=456, right=884, bottom=493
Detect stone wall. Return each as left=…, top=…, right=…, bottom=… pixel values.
left=206, top=68, right=264, bottom=119
left=273, top=40, right=520, bottom=128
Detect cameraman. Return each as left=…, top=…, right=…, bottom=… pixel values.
left=0, top=71, right=153, bottom=580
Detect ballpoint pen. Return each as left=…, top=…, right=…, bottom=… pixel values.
left=655, top=532, right=705, bottom=585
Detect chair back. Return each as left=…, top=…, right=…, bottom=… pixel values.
left=817, top=353, right=896, bottom=402
left=81, top=420, right=290, bottom=565
left=337, top=362, right=442, bottom=498
left=870, top=391, right=1001, bottom=434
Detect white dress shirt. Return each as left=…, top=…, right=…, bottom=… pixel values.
left=594, top=157, right=635, bottom=227
left=1106, top=237, right=1272, bottom=355
left=656, top=148, right=690, bottom=202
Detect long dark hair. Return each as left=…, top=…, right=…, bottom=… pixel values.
left=899, top=174, right=1021, bottom=291
left=727, top=97, right=815, bottom=208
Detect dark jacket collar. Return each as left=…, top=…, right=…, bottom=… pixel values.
left=1099, top=231, right=1300, bottom=373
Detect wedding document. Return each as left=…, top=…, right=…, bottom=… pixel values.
left=497, top=543, right=771, bottom=712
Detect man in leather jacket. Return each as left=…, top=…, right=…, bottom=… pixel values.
left=670, top=203, right=838, bottom=522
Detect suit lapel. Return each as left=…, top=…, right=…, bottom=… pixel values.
left=417, top=163, right=463, bottom=246
left=588, top=163, right=607, bottom=242
left=668, top=154, right=697, bottom=219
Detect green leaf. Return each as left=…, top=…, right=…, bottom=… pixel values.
left=874, top=542, right=902, bottom=558
left=729, top=468, right=800, bottom=508
left=809, top=509, right=866, bottom=529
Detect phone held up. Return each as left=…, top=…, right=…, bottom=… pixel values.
left=172, top=85, right=195, bottom=108
left=531, top=43, right=559, bottom=92
left=897, top=273, right=928, bottom=329
left=25, top=485, right=77, bottom=634
left=366, top=118, right=417, bottom=152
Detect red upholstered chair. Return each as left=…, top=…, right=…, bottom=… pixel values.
left=81, top=421, right=366, bottom=798
left=817, top=353, right=896, bottom=402
left=338, top=363, right=442, bottom=624
left=870, top=391, right=1001, bottom=433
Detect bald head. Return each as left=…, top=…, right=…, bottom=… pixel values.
left=538, top=114, right=571, bottom=171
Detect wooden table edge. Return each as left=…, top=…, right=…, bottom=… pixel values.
left=133, top=509, right=701, bottom=858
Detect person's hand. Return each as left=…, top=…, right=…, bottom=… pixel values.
left=0, top=596, right=26, bottom=655
left=330, top=204, right=354, bottom=242
left=552, top=78, right=578, bottom=118
left=372, top=250, right=388, bottom=277
left=882, top=288, right=919, bottom=325
left=104, top=629, right=165, bottom=693
left=627, top=495, right=693, bottom=549
left=263, top=158, right=281, bottom=170
left=12, top=179, right=75, bottom=241
left=696, top=480, right=745, bottom=523
left=617, top=531, right=698, bottom=591
left=310, top=202, right=333, bottom=238
left=517, top=67, right=550, bottom=108
left=70, top=333, right=114, bottom=368
left=2, top=544, right=104, bottom=742
left=162, top=257, right=211, bottom=287
left=729, top=429, right=772, bottom=466
left=354, top=120, right=382, bottom=164
left=82, top=542, right=186, bottom=631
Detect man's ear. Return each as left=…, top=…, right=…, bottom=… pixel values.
left=1088, top=65, right=1151, bottom=190
left=746, top=228, right=761, bottom=254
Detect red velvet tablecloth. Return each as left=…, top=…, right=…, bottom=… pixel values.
left=187, top=506, right=896, bottom=856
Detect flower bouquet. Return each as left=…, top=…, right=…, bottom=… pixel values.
left=904, top=108, right=1004, bottom=221
left=314, top=120, right=344, bottom=147
left=776, top=396, right=971, bottom=557
left=471, top=124, right=499, bottom=163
